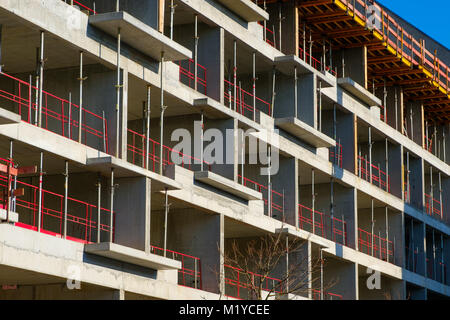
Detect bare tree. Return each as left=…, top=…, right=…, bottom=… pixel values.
left=215, top=228, right=339, bottom=300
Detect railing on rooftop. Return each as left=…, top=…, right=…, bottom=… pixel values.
left=358, top=227, right=394, bottom=263
left=127, top=129, right=212, bottom=174
left=224, top=264, right=283, bottom=300
left=0, top=72, right=109, bottom=154
left=298, top=204, right=347, bottom=246
left=357, top=155, right=390, bottom=193
left=0, top=172, right=114, bottom=244
left=224, top=79, right=271, bottom=121
left=238, top=174, right=284, bottom=217
left=151, top=245, right=202, bottom=290
left=178, top=59, right=208, bottom=95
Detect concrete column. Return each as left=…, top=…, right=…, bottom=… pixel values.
left=334, top=47, right=367, bottom=88
left=387, top=143, right=402, bottom=198
left=279, top=0, right=298, bottom=56
left=271, top=157, right=298, bottom=225
left=409, top=157, right=424, bottom=211
left=113, top=177, right=151, bottom=251
left=385, top=86, right=403, bottom=132
left=298, top=74, right=317, bottom=128
left=336, top=113, right=356, bottom=173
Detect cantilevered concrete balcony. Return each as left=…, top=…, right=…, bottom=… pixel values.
left=84, top=242, right=181, bottom=271
left=275, top=117, right=336, bottom=148
left=338, top=78, right=382, bottom=107
left=275, top=55, right=335, bottom=88
left=216, top=0, right=269, bottom=22
left=194, top=171, right=262, bottom=201
left=89, top=11, right=191, bottom=61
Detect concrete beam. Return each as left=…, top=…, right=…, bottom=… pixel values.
left=275, top=117, right=336, bottom=148
left=338, top=78, right=381, bottom=107
left=0, top=108, right=21, bottom=125
left=89, top=11, right=192, bottom=61
left=84, top=242, right=181, bottom=270
left=215, top=0, right=269, bottom=22
left=194, top=171, right=262, bottom=201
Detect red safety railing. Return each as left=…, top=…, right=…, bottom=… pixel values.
left=127, top=129, right=211, bottom=173
left=357, top=155, right=390, bottom=192
left=238, top=174, right=284, bottom=216
left=0, top=173, right=114, bottom=244
left=298, top=47, right=337, bottom=76
left=311, top=289, right=343, bottom=300
left=338, top=0, right=450, bottom=93
left=0, top=72, right=109, bottom=154
left=224, top=264, right=283, bottom=300
left=257, top=21, right=275, bottom=47
left=329, top=142, right=343, bottom=168
left=358, top=227, right=394, bottom=263
left=404, top=181, right=410, bottom=203
left=424, top=193, right=443, bottom=220
left=380, top=105, right=387, bottom=123
left=298, top=204, right=347, bottom=246
left=224, top=79, right=271, bottom=120
left=424, top=135, right=433, bottom=153
left=426, top=257, right=447, bottom=283
left=405, top=246, right=420, bottom=273
left=178, top=59, right=207, bottom=94
left=150, top=245, right=202, bottom=290
left=71, top=0, right=97, bottom=14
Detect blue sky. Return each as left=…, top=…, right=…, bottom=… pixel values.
left=376, top=0, right=450, bottom=49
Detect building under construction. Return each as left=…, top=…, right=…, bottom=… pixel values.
left=0, top=0, right=448, bottom=300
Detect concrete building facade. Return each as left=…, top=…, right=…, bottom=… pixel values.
left=0, top=0, right=448, bottom=300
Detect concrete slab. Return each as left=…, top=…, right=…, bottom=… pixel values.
left=338, top=77, right=381, bottom=106
left=194, top=171, right=262, bottom=201
left=84, top=242, right=181, bottom=270
left=89, top=11, right=192, bottom=61
left=275, top=117, right=336, bottom=148
left=0, top=209, right=18, bottom=223
left=193, top=98, right=261, bottom=130
left=274, top=55, right=335, bottom=88
left=0, top=108, right=21, bottom=125
left=216, top=0, right=269, bottom=22
left=86, top=156, right=181, bottom=191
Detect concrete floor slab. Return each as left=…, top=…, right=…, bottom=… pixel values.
left=275, top=117, right=336, bottom=148
left=0, top=108, right=21, bottom=125
left=194, top=171, right=262, bottom=201
left=89, top=11, right=192, bottom=61
left=84, top=242, right=181, bottom=270
left=86, top=156, right=181, bottom=191
left=215, top=0, right=269, bottom=22
left=338, top=77, right=381, bottom=106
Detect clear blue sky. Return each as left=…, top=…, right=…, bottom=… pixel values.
left=376, top=0, right=450, bottom=49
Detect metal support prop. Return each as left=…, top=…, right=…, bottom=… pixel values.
left=278, top=1, right=282, bottom=50
left=200, top=112, right=204, bottom=171
left=309, top=30, right=312, bottom=65
left=109, top=168, right=115, bottom=243
left=330, top=178, right=334, bottom=240
left=170, top=0, right=175, bottom=40
left=68, top=93, right=72, bottom=139
left=233, top=40, right=237, bottom=112
left=438, top=172, right=442, bottom=220
left=294, top=66, right=298, bottom=119
left=268, top=146, right=272, bottom=217
left=163, top=187, right=169, bottom=257
left=97, top=173, right=102, bottom=243
left=252, top=52, right=256, bottom=122
left=37, top=152, right=44, bottom=232
left=38, top=32, right=45, bottom=128
left=432, top=229, right=436, bottom=280
left=394, top=87, right=398, bottom=131
left=441, top=234, right=444, bottom=283
left=385, top=138, right=389, bottom=192
left=430, top=166, right=433, bottom=216
left=194, top=14, right=199, bottom=92
left=385, top=206, right=389, bottom=262
left=383, top=80, right=387, bottom=122
left=368, top=127, right=372, bottom=183
left=63, top=160, right=69, bottom=239
left=271, top=66, right=276, bottom=117
left=116, top=28, right=121, bottom=158
left=406, top=152, right=410, bottom=203
left=312, top=169, right=315, bottom=234
left=303, top=23, right=306, bottom=61
left=28, top=75, right=32, bottom=125
left=146, top=86, right=151, bottom=170
left=160, top=51, right=166, bottom=175
left=78, top=52, right=84, bottom=143
left=285, top=236, right=289, bottom=293
left=318, top=81, right=322, bottom=132
left=320, top=248, right=324, bottom=300
left=371, top=198, right=374, bottom=256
